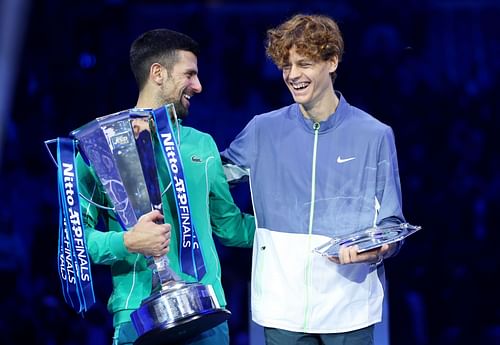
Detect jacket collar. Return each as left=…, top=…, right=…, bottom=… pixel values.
left=294, top=91, right=349, bottom=133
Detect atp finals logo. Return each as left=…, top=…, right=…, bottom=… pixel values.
left=61, top=162, right=91, bottom=282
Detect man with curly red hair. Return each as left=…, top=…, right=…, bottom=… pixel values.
left=222, top=14, right=406, bottom=345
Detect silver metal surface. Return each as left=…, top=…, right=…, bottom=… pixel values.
left=131, top=282, right=227, bottom=335
left=314, top=223, right=422, bottom=257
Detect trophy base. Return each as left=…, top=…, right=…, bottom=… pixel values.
left=131, top=282, right=231, bottom=345
left=134, top=308, right=230, bottom=345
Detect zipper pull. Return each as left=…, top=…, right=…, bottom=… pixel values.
left=313, top=122, right=320, bottom=131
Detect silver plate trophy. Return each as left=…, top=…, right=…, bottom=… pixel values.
left=313, top=223, right=422, bottom=257
left=70, top=108, right=230, bottom=345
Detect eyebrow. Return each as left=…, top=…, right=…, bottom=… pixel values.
left=296, top=57, right=313, bottom=63
left=185, top=66, right=198, bottom=74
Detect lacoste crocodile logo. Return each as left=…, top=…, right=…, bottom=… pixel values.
left=336, top=156, right=356, bottom=163
left=191, top=155, right=202, bottom=163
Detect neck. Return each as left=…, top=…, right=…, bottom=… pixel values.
left=135, top=93, right=178, bottom=123
left=299, top=90, right=339, bottom=122
left=135, top=86, right=164, bottom=109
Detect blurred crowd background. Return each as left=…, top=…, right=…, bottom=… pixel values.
left=0, top=0, right=499, bottom=344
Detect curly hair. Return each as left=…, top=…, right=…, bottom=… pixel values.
left=266, top=14, right=344, bottom=82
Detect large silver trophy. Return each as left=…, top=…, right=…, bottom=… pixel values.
left=314, top=223, right=422, bottom=257
left=70, top=108, right=230, bottom=345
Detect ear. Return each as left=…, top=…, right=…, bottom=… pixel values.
left=150, top=62, right=164, bottom=85
left=329, top=56, right=339, bottom=74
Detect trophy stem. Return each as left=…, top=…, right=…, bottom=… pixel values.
left=148, top=256, right=179, bottom=292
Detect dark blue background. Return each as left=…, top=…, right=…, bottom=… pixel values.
left=1, top=0, right=499, bottom=344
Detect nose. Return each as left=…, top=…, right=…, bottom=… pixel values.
left=286, top=64, right=301, bottom=80
left=192, top=75, right=202, bottom=93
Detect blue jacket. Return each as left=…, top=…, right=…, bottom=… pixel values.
left=221, top=93, right=405, bottom=332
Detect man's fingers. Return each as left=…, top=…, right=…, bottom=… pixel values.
left=162, top=223, right=171, bottom=234
left=327, top=255, right=340, bottom=264
left=338, top=245, right=359, bottom=264
left=139, top=210, right=164, bottom=223
left=378, top=244, right=390, bottom=256
left=357, top=246, right=383, bottom=263
left=336, top=245, right=386, bottom=264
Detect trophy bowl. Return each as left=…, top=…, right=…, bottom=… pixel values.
left=314, top=223, right=422, bottom=257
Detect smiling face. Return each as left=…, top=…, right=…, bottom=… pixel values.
left=265, top=14, right=345, bottom=119
left=159, top=50, right=202, bottom=118
left=282, top=47, right=337, bottom=113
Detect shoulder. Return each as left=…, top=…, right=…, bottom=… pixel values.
left=181, top=125, right=218, bottom=150
left=345, top=105, right=394, bottom=136
left=250, top=104, right=296, bottom=127
left=181, top=125, right=213, bottom=140
left=256, top=103, right=295, bottom=119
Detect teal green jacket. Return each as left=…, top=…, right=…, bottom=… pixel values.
left=76, top=123, right=255, bottom=327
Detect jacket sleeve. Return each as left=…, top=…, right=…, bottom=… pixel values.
left=375, top=126, right=406, bottom=228
left=220, top=116, right=257, bottom=169
left=207, top=137, right=255, bottom=248
left=76, top=154, right=130, bottom=265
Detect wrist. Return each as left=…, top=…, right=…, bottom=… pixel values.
left=123, top=231, right=133, bottom=252
left=110, top=231, right=130, bottom=258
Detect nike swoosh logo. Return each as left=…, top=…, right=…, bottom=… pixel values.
left=336, top=156, right=356, bottom=163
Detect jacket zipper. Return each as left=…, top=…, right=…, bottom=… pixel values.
left=303, top=121, right=320, bottom=330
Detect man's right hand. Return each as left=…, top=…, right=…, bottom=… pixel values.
left=123, top=210, right=171, bottom=257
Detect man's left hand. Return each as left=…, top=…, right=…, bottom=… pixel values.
left=328, top=243, right=396, bottom=265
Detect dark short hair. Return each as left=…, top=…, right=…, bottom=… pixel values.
left=129, top=29, right=200, bottom=90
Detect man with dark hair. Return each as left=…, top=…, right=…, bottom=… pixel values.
left=222, top=14, right=405, bottom=345
left=129, top=28, right=201, bottom=119
left=78, top=28, right=255, bottom=345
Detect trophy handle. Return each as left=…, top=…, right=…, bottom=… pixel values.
left=45, top=138, right=116, bottom=211
left=161, top=182, right=172, bottom=198
left=44, top=139, right=59, bottom=167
